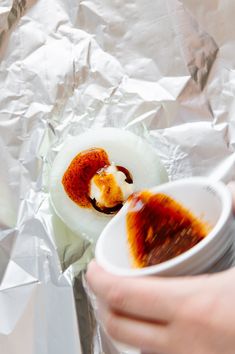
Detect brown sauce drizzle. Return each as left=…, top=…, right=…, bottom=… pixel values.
left=89, top=197, right=123, bottom=215
left=126, top=191, right=209, bottom=267
left=116, top=166, right=133, bottom=184
left=62, top=148, right=133, bottom=215
left=62, top=148, right=110, bottom=207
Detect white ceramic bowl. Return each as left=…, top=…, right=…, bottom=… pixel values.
left=95, top=177, right=234, bottom=277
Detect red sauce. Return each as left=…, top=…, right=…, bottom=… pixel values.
left=126, top=191, right=209, bottom=267
left=62, top=148, right=110, bottom=208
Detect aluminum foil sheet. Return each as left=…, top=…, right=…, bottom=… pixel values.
left=1, top=0, right=235, bottom=353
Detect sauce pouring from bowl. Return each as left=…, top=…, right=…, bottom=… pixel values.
left=95, top=177, right=233, bottom=277
left=126, top=191, right=210, bottom=268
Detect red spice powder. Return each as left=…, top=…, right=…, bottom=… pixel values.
left=62, top=148, right=110, bottom=208
left=126, top=192, right=209, bottom=267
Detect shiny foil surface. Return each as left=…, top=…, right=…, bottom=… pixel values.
left=1, top=1, right=235, bottom=353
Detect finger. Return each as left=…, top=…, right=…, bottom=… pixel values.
left=142, top=352, right=162, bottom=354
left=99, top=304, right=169, bottom=353
left=142, top=352, right=163, bottom=354
left=86, top=261, right=205, bottom=322
left=227, top=182, right=235, bottom=214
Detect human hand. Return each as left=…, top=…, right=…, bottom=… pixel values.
left=87, top=262, right=235, bottom=354
left=86, top=183, right=235, bottom=354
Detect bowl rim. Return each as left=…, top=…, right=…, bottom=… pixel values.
left=95, top=177, right=233, bottom=277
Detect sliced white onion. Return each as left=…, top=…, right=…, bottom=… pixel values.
left=49, top=128, right=168, bottom=241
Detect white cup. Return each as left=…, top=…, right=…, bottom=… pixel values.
left=95, top=177, right=234, bottom=277
left=95, top=177, right=234, bottom=353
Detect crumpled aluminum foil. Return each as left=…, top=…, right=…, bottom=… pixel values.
left=1, top=0, right=235, bottom=353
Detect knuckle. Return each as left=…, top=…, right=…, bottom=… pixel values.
left=107, top=285, right=126, bottom=309
left=141, top=330, right=167, bottom=352
left=180, top=293, right=216, bottom=326
left=104, top=312, right=119, bottom=338
left=146, top=336, right=161, bottom=350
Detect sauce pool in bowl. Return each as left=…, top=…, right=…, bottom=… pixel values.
left=126, top=191, right=210, bottom=268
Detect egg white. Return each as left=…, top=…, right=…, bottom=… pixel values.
left=49, top=128, right=168, bottom=241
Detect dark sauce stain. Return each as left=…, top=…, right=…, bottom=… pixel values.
left=62, top=148, right=110, bottom=208
left=89, top=197, right=123, bottom=215
left=116, top=166, right=133, bottom=184
left=126, top=191, right=209, bottom=267
left=62, top=148, right=133, bottom=215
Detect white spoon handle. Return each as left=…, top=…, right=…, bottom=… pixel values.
left=208, top=153, right=235, bottom=183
